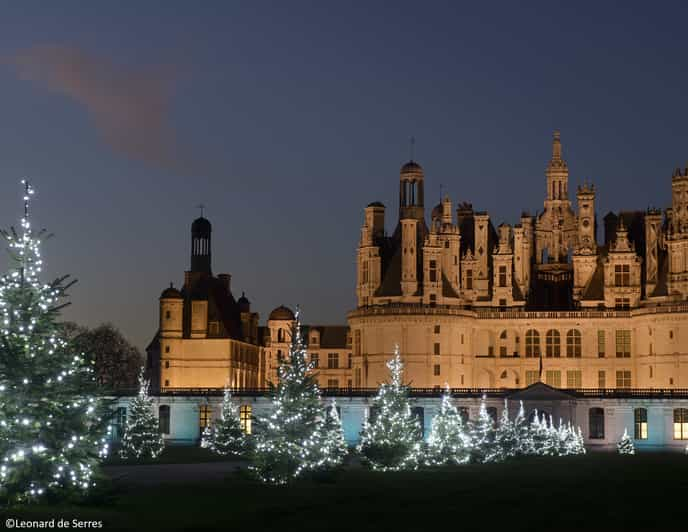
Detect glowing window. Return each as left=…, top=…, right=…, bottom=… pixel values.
left=240, top=405, right=252, bottom=434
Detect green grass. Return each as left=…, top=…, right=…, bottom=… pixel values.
left=103, top=444, right=244, bottom=465
left=2, top=453, right=687, bottom=531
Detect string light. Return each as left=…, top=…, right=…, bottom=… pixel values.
left=119, top=368, right=164, bottom=460
left=201, top=386, right=248, bottom=457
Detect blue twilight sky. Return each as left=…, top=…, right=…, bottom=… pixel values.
left=1, top=1, right=687, bottom=349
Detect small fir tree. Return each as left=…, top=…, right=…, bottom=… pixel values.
left=426, top=385, right=471, bottom=466
left=314, top=399, right=348, bottom=469
left=119, top=369, right=164, bottom=460
left=0, top=182, right=110, bottom=504
left=617, top=428, right=635, bottom=455
left=513, top=401, right=533, bottom=456
left=529, top=410, right=549, bottom=456
left=542, top=415, right=560, bottom=456
left=494, top=399, right=518, bottom=461
left=469, top=396, right=497, bottom=463
left=201, top=387, right=247, bottom=457
left=575, top=426, right=587, bottom=454
left=357, top=346, right=422, bottom=471
left=251, top=310, right=325, bottom=484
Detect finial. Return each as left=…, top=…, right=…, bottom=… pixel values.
left=169, top=282, right=174, bottom=288
left=551, top=130, right=562, bottom=160
left=197, top=203, right=205, bottom=218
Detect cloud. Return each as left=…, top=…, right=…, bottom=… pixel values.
left=4, top=45, right=192, bottom=173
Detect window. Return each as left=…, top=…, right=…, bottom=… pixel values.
left=328, top=353, right=339, bottom=369
left=347, top=379, right=352, bottom=388
left=433, top=364, right=440, bottom=376
left=434, top=343, right=440, bottom=356
left=488, top=346, right=494, bottom=357
left=616, top=370, right=631, bottom=388
left=545, top=330, right=560, bottom=358
left=361, top=261, right=368, bottom=284
left=327, top=379, right=339, bottom=389
left=545, top=370, right=561, bottom=388
left=460, top=374, right=464, bottom=385
left=429, top=294, right=437, bottom=306
left=525, top=330, right=540, bottom=358
left=566, top=370, right=582, bottom=388
left=347, top=353, right=352, bottom=369
left=598, top=370, right=606, bottom=388
left=158, top=405, right=170, bottom=435
left=354, top=368, right=362, bottom=387
left=429, top=260, right=437, bottom=282
left=209, top=321, right=220, bottom=335
left=114, top=407, right=126, bottom=439
left=240, top=405, right=252, bottom=434
left=566, top=330, right=581, bottom=358
left=525, top=370, right=539, bottom=386
left=616, top=330, right=631, bottom=358
left=597, top=330, right=606, bottom=358
left=466, top=269, right=473, bottom=290
left=460, top=333, right=464, bottom=345
left=165, top=310, right=171, bottom=320
left=614, top=264, right=630, bottom=286
left=164, top=379, right=170, bottom=387
left=500, top=345, right=507, bottom=357
left=199, top=404, right=212, bottom=430
left=165, top=361, right=170, bottom=369
left=634, top=408, right=648, bottom=440
left=354, top=330, right=361, bottom=356
left=615, top=298, right=630, bottom=309
left=674, top=409, right=688, bottom=440
left=498, top=265, right=507, bottom=287
left=277, top=329, right=284, bottom=342
left=310, top=353, right=319, bottom=368
left=589, top=408, right=604, bottom=439
left=311, top=335, right=319, bottom=345
left=165, top=345, right=170, bottom=353
left=434, top=325, right=441, bottom=334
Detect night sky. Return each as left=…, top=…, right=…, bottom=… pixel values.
left=1, top=1, right=688, bottom=349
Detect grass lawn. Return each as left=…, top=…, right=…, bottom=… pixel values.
left=2, top=452, right=687, bottom=531
left=103, top=444, right=243, bottom=465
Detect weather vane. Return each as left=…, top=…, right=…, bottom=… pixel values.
left=197, top=203, right=205, bottom=218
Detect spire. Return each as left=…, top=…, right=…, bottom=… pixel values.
left=550, top=130, right=562, bottom=164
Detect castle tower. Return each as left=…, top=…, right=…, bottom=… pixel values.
left=399, top=161, right=425, bottom=221
left=399, top=161, right=425, bottom=297
left=576, top=182, right=596, bottom=253
left=357, top=202, right=384, bottom=306
left=667, top=166, right=688, bottom=297
left=191, top=216, right=212, bottom=274
left=546, top=130, right=569, bottom=202
left=159, top=284, right=183, bottom=390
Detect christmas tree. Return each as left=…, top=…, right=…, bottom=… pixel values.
left=513, top=401, right=533, bottom=456
left=119, top=368, right=164, bottom=460
left=469, top=396, right=497, bottom=463
left=575, top=426, right=587, bottom=454
left=542, top=415, right=560, bottom=456
left=251, top=310, right=325, bottom=484
left=426, top=385, right=471, bottom=466
left=617, top=428, right=635, bottom=455
left=357, top=346, right=422, bottom=471
left=201, top=387, right=247, bottom=457
left=529, top=410, right=549, bottom=456
left=313, top=399, right=348, bottom=469
left=494, top=399, right=518, bottom=461
left=0, top=181, right=110, bottom=503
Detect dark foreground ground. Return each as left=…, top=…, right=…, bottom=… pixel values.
left=2, top=451, right=687, bottom=531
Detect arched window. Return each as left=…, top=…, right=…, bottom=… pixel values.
left=634, top=408, right=648, bottom=440
left=566, top=330, right=581, bottom=358
left=240, top=405, right=252, bottom=434
left=158, top=405, right=170, bottom=435
left=500, top=330, right=507, bottom=340
left=277, top=329, right=284, bottom=342
left=589, top=407, right=604, bottom=439
left=499, top=330, right=508, bottom=357
left=525, top=330, right=540, bottom=358
left=546, top=330, right=561, bottom=358
left=673, top=408, right=688, bottom=440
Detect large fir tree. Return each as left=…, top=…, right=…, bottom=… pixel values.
left=251, top=310, right=325, bottom=484
left=0, top=181, right=110, bottom=503
left=119, top=369, right=164, bottom=460
left=494, top=399, right=518, bottom=461
left=469, top=396, right=497, bottom=463
left=357, top=346, right=422, bottom=471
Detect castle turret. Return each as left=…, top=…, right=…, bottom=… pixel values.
left=399, top=161, right=425, bottom=221
left=191, top=216, right=212, bottom=274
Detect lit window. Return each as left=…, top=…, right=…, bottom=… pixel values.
left=615, top=298, right=630, bottom=310
left=634, top=408, right=648, bottom=440
left=199, top=404, right=212, bottom=430
left=566, top=330, right=581, bottom=358
left=328, top=353, right=339, bottom=369
left=674, top=409, right=688, bottom=440
left=240, top=405, right=252, bottom=434
left=545, top=330, right=560, bottom=358
left=615, top=330, right=631, bottom=358
left=525, top=330, right=540, bottom=358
